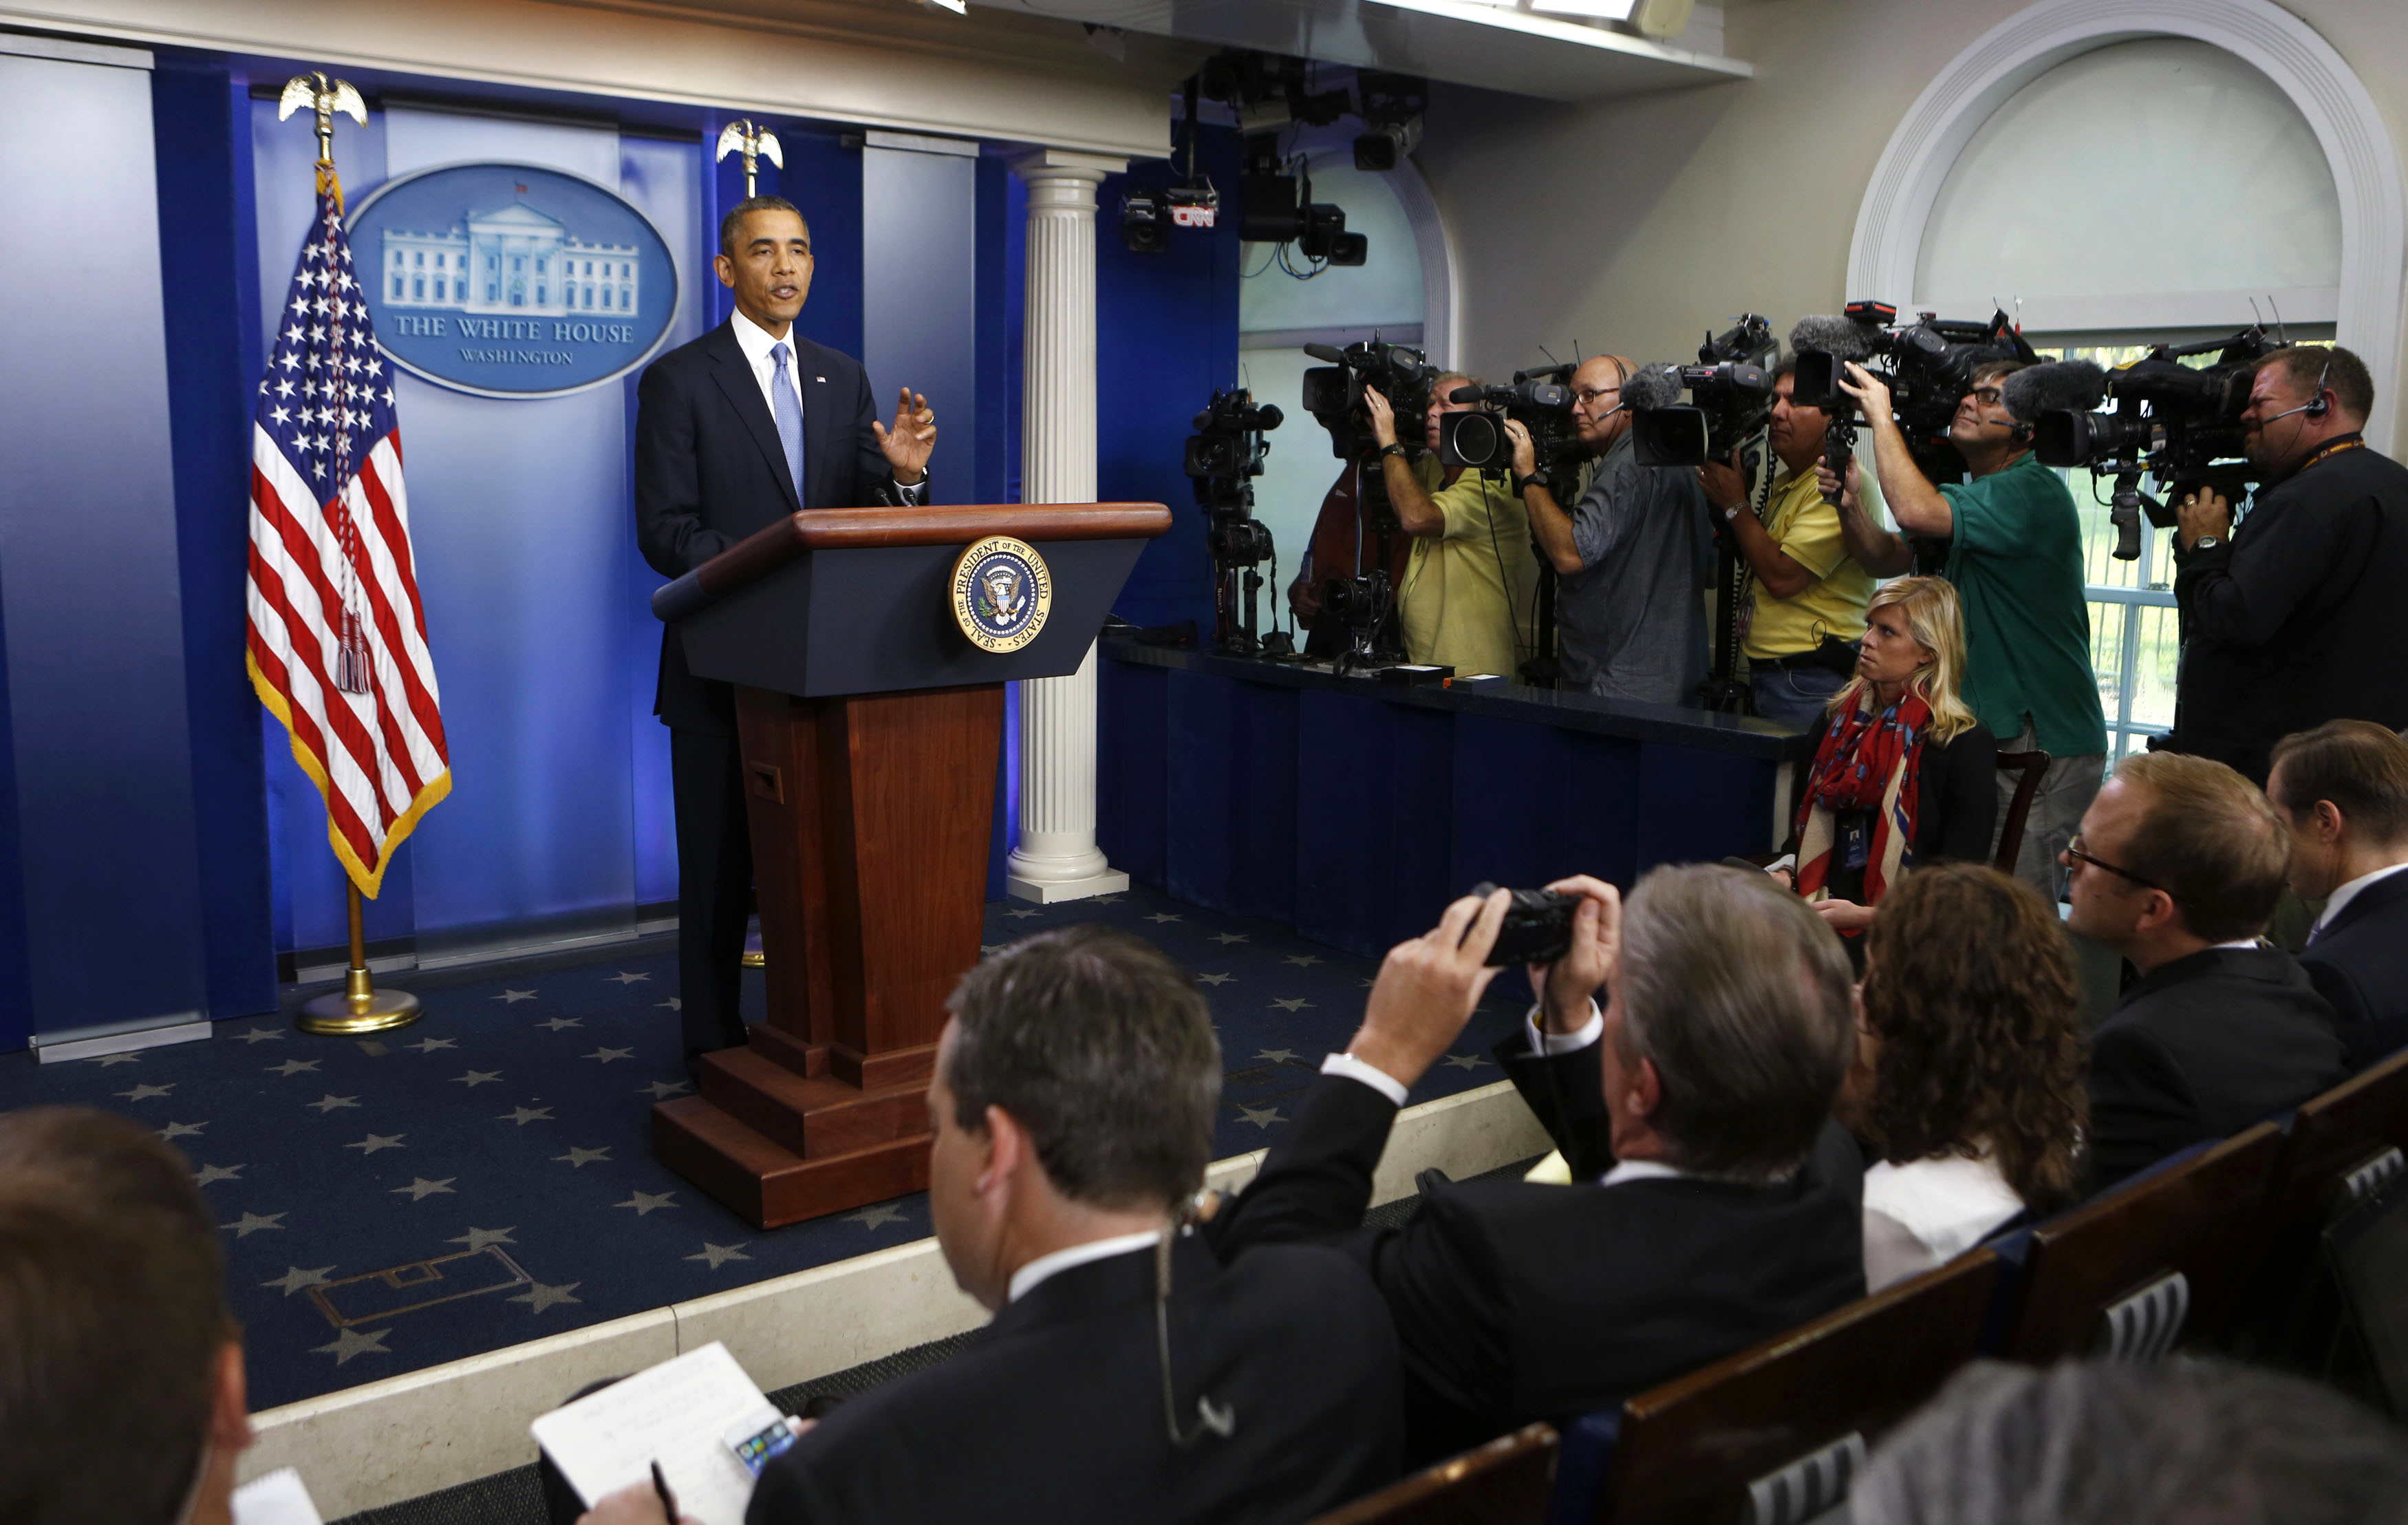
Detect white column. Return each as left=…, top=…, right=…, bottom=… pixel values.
left=1005, top=148, right=1128, bottom=904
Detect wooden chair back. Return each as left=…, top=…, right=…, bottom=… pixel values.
left=1992, top=749, right=2051, bottom=875
left=1587, top=1250, right=2001, bottom=1525
left=2264, top=1047, right=2408, bottom=1241
left=1997, top=1120, right=2284, bottom=1362
left=1306, top=1424, right=1558, bottom=1525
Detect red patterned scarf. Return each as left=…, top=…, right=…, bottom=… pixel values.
left=1794, top=689, right=1931, bottom=919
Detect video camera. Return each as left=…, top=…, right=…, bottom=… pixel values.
left=1300, top=334, right=1440, bottom=460
left=1629, top=314, right=1780, bottom=469
left=1791, top=301, right=2039, bottom=500
left=2025, top=326, right=2290, bottom=560
left=1183, top=387, right=1289, bottom=653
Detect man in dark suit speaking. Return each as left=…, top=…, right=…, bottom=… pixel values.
left=636, top=195, right=937, bottom=1067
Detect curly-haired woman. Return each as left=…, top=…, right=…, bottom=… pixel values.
left=1851, top=861, right=2089, bottom=1290
left=1778, top=576, right=1997, bottom=947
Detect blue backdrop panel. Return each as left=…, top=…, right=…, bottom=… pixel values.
left=250, top=94, right=406, bottom=955
left=619, top=130, right=710, bottom=912
left=1637, top=743, right=1778, bottom=871
left=153, top=61, right=277, bottom=1021
left=1166, top=668, right=1298, bottom=923
left=974, top=153, right=1017, bottom=509
left=0, top=45, right=211, bottom=1045
left=1097, top=126, right=1242, bottom=631
left=863, top=141, right=976, bottom=508
left=1097, top=658, right=1168, bottom=891
left=1296, top=689, right=1456, bottom=959
left=378, top=107, right=640, bottom=954
left=1448, top=720, right=1642, bottom=895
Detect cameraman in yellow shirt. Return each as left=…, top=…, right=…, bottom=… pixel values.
left=1699, top=361, right=1876, bottom=725
left=1364, top=376, right=1538, bottom=681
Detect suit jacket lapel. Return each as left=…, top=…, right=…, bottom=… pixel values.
left=796, top=336, right=841, bottom=511
left=703, top=322, right=802, bottom=515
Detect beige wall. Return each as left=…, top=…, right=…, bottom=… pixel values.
left=1419, top=0, right=2408, bottom=445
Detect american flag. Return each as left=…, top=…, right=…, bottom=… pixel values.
left=246, top=169, right=450, bottom=896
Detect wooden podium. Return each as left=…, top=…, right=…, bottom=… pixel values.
left=647, top=502, right=1170, bottom=1228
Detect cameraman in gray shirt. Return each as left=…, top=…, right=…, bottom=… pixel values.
left=1506, top=355, right=1714, bottom=705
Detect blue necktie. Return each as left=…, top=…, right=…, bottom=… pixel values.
left=770, top=341, right=805, bottom=504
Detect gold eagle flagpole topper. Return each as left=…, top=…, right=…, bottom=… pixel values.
left=716, top=119, right=783, bottom=198
left=277, top=70, right=424, bottom=1036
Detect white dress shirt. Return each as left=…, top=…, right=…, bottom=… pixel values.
left=1006, top=1228, right=1163, bottom=1303
left=729, top=306, right=806, bottom=422
left=727, top=307, right=927, bottom=500
left=1860, top=1151, right=2023, bottom=1292
left=2313, top=861, right=2408, bottom=937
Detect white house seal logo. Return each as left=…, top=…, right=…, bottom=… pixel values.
left=950, top=537, right=1052, bottom=653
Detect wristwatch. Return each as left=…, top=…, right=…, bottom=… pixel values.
left=2188, top=535, right=2223, bottom=553
left=1721, top=503, right=1742, bottom=522
left=1378, top=442, right=1408, bottom=460
left=1514, top=472, right=1548, bottom=495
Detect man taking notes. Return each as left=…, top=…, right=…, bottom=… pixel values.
left=577, top=926, right=1403, bottom=1525
left=635, top=196, right=938, bottom=1073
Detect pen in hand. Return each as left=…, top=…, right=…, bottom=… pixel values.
left=650, top=1459, right=679, bottom=1522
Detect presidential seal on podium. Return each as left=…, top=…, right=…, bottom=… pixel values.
left=951, top=535, right=1053, bottom=652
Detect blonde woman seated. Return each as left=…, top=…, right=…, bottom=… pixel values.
left=1778, top=576, right=1997, bottom=943
left=1851, top=862, right=2089, bottom=1289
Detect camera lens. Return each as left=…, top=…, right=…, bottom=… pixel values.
left=1451, top=412, right=1502, bottom=467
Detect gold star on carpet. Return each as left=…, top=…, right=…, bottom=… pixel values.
left=498, top=1106, right=553, bottom=1125
left=116, top=1083, right=173, bottom=1101
left=390, top=1177, right=455, bottom=1200
left=160, top=1120, right=206, bottom=1140
left=344, top=1133, right=405, bottom=1154
left=686, top=1243, right=752, bottom=1269
left=262, top=1265, right=335, bottom=1295
left=312, top=1327, right=391, bottom=1365
left=193, top=1163, right=244, bottom=1187
left=844, top=1203, right=907, bottom=1230
left=583, top=1047, right=634, bottom=1064
left=1270, top=997, right=1313, bottom=1012
left=510, top=1281, right=581, bottom=1314
left=450, top=1070, right=501, bottom=1087
left=554, top=1146, right=611, bottom=1168
left=1211, top=932, right=1249, bottom=945
left=449, top=1226, right=516, bottom=1252
left=1236, top=1105, right=1284, bottom=1129
left=222, top=1211, right=286, bottom=1239
left=616, top=1190, right=678, bottom=1216
left=306, top=1094, right=358, bottom=1113
left=1254, top=1049, right=1300, bottom=1065
left=1196, top=972, right=1234, bottom=986
left=268, top=1059, right=320, bottom=1076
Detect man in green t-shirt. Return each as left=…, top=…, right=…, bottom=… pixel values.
left=1366, top=378, right=1538, bottom=679
left=1698, top=361, right=1875, bottom=726
left=1832, top=356, right=2109, bottom=897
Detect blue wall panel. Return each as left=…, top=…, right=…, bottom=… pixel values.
left=154, top=61, right=278, bottom=1019
left=0, top=47, right=211, bottom=1042
left=1097, top=657, right=1168, bottom=890
left=1165, top=669, right=1298, bottom=923
left=1097, top=126, right=1242, bottom=631
left=1447, top=720, right=1641, bottom=895
left=1295, top=690, right=1455, bottom=959
left=863, top=143, right=976, bottom=508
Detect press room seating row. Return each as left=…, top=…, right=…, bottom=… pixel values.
left=1307, top=1044, right=2408, bottom=1525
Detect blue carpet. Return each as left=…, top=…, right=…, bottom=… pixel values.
left=0, top=884, right=1529, bottom=1411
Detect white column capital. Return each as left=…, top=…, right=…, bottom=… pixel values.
left=1004, top=147, right=1126, bottom=192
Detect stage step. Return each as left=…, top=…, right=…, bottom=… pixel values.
left=698, top=1045, right=926, bottom=1158
left=652, top=1096, right=931, bottom=1229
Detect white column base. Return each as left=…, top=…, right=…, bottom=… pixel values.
left=1004, top=866, right=1130, bottom=905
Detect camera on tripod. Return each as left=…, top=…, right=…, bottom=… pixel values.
left=1318, top=569, right=1395, bottom=672
left=2026, top=324, right=2290, bottom=560
left=1300, top=335, right=1439, bottom=459
left=1629, top=314, right=1779, bottom=469
left=1184, top=387, right=1288, bottom=654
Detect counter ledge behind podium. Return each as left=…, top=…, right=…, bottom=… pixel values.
left=634, top=195, right=939, bottom=1072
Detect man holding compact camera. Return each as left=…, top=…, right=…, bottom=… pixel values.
left=1363, top=378, right=1538, bottom=679
left=1698, top=361, right=1877, bottom=726
left=1507, top=355, right=1714, bottom=705
left=2172, top=345, right=2408, bottom=784
left=1831, top=359, right=2107, bottom=897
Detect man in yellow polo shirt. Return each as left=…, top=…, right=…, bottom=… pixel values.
left=1365, top=376, right=1538, bottom=679
left=1699, top=361, right=1875, bottom=725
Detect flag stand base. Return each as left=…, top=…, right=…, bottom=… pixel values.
left=297, top=882, right=422, bottom=1035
